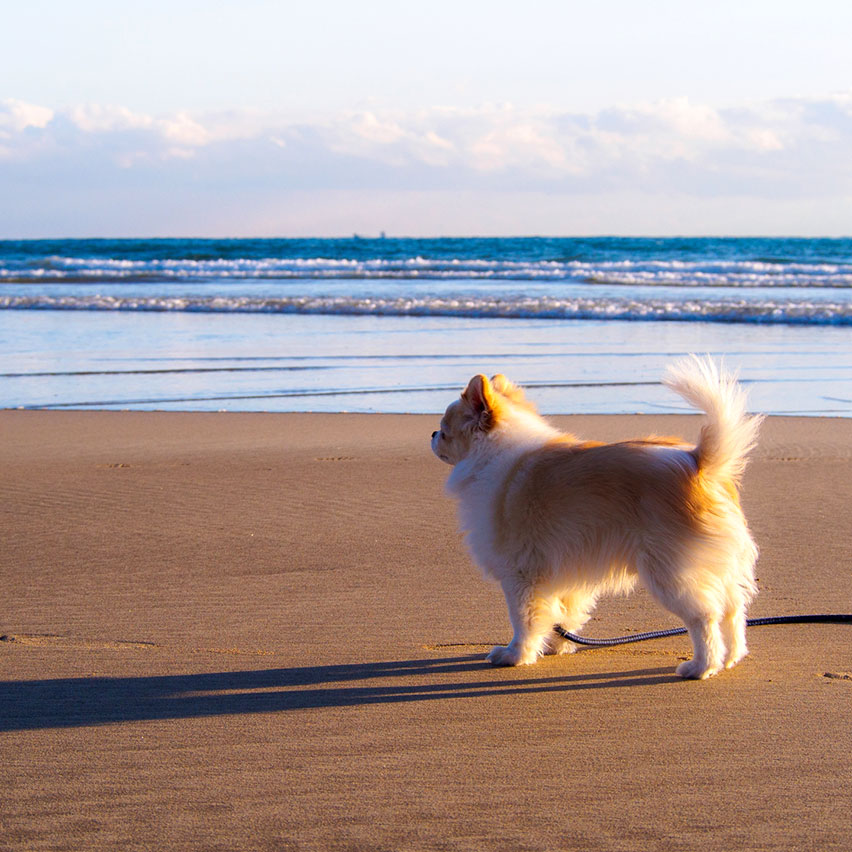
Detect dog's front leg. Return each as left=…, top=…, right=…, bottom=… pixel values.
left=488, top=577, right=551, bottom=666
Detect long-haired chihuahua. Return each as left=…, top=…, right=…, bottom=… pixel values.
left=431, top=356, right=762, bottom=679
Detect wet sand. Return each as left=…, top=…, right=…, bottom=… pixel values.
left=2, top=411, right=851, bottom=851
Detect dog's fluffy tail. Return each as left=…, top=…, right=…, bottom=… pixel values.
left=663, top=355, right=763, bottom=485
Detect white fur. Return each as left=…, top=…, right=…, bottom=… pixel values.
left=432, top=357, right=762, bottom=679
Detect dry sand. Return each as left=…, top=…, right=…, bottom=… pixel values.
left=1, top=411, right=851, bottom=851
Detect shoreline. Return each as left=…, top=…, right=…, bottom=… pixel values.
left=2, top=411, right=851, bottom=850
left=5, top=310, right=852, bottom=417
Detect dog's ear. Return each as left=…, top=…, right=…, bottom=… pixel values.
left=491, top=374, right=536, bottom=412
left=461, top=374, right=497, bottom=430
left=491, top=374, right=523, bottom=399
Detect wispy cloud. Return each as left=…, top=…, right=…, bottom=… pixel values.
left=2, top=94, right=851, bottom=235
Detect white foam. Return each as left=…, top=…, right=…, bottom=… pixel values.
left=2, top=293, right=850, bottom=325
left=2, top=255, right=852, bottom=286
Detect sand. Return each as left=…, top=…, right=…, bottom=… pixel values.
left=1, top=411, right=851, bottom=851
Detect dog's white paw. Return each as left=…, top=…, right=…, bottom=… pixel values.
left=724, top=649, right=748, bottom=670
left=676, top=659, right=720, bottom=680
left=487, top=644, right=537, bottom=666
left=541, top=634, right=577, bottom=656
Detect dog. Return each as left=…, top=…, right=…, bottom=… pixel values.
left=431, top=355, right=762, bottom=679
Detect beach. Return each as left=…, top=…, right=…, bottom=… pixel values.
left=2, top=410, right=851, bottom=851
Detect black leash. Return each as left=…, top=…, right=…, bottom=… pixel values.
left=554, top=614, right=852, bottom=647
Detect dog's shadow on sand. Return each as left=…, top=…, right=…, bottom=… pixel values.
left=0, top=654, right=681, bottom=731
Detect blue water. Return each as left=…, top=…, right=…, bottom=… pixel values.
left=2, top=237, right=851, bottom=414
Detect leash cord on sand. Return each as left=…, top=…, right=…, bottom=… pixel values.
left=553, top=614, right=852, bottom=647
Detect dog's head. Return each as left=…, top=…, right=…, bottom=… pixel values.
left=431, top=374, right=535, bottom=465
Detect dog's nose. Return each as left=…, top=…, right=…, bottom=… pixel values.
left=431, top=431, right=438, bottom=439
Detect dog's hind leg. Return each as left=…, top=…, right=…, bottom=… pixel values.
left=488, top=577, right=554, bottom=666
left=638, top=554, right=726, bottom=679
left=542, top=589, right=598, bottom=655
left=721, top=543, right=758, bottom=669
left=720, top=574, right=756, bottom=669
left=720, top=607, right=748, bottom=669
left=674, top=617, right=726, bottom=679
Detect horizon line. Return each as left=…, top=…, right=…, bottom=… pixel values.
left=3, top=234, right=852, bottom=242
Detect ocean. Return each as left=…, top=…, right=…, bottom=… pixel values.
left=2, top=237, right=851, bottom=415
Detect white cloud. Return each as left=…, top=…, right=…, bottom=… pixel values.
left=467, top=115, right=572, bottom=173
left=69, top=103, right=153, bottom=133
left=0, top=98, right=54, bottom=133
left=159, top=112, right=210, bottom=147
left=742, top=128, right=783, bottom=152
left=2, top=93, right=852, bottom=235
left=5, top=94, right=851, bottom=174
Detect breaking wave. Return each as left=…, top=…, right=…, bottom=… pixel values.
left=2, top=293, right=850, bottom=325
left=3, top=255, right=852, bottom=287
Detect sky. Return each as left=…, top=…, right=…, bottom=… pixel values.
left=2, top=0, right=852, bottom=237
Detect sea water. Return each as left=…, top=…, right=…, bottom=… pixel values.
left=1, top=237, right=850, bottom=415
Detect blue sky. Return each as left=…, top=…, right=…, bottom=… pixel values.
left=2, top=1, right=852, bottom=236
